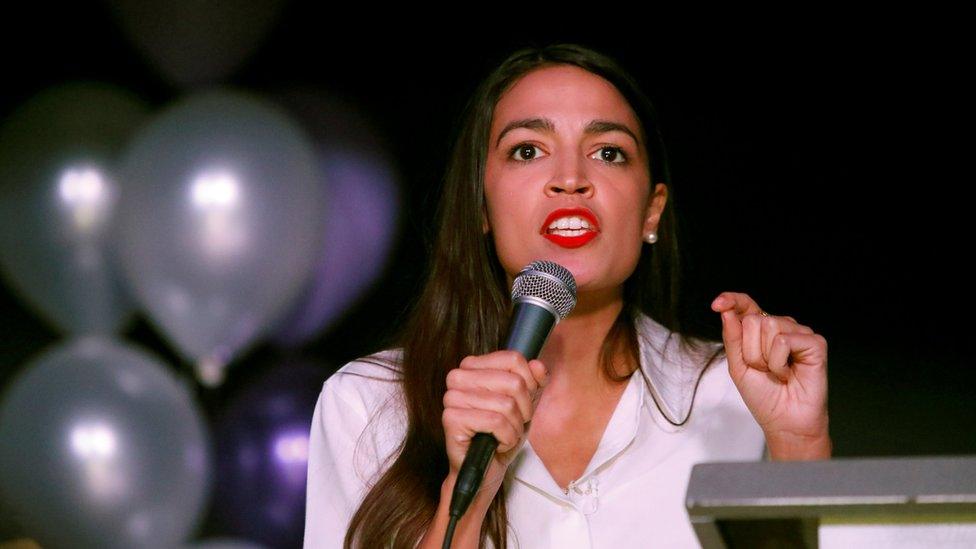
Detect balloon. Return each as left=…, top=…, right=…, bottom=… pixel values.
left=211, top=358, right=327, bottom=548
left=0, top=82, right=149, bottom=335
left=0, top=336, right=212, bottom=549
left=115, top=90, right=322, bottom=387
left=269, top=90, right=401, bottom=347
left=105, top=0, right=286, bottom=89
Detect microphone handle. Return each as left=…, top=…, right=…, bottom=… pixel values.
left=448, top=301, right=557, bottom=520
left=503, top=299, right=557, bottom=359
left=451, top=433, right=498, bottom=516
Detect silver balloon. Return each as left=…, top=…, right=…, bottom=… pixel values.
left=0, top=336, right=212, bottom=549
left=115, top=90, right=322, bottom=387
left=0, top=82, right=149, bottom=335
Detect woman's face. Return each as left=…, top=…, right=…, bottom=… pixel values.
left=484, top=64, right=667, bottom=296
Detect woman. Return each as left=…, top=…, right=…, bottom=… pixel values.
left=304, top=43, right=830, bottom=549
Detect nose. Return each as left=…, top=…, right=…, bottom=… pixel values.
left=545, top=154, right=593, bottom=197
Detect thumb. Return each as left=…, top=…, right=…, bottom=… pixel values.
left=528, top=359, right=549, bottom=390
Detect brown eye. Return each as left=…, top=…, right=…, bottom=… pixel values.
left=594, top=146, right=627, bottom=164
left=508, top=143, right=544, bottom=162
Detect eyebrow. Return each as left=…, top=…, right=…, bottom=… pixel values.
left=494, top=117, right=641, bottom=149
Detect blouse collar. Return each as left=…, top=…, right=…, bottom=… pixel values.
left=633, top=313, right=718, bottom=426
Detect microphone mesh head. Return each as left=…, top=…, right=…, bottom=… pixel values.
left=511, top=260, right=577, bottom=320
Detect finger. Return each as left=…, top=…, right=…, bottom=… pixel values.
left=764, top=315, right=817, bottom=360
left=446, top=369, right=532, bottom=418
left=784, top=332, right=829, bottom=370
left=720, top=309, right=748, bottom=381
left=771, top=332, right=829, bottom=384
left=711, top=291, right=763, bottom=316
left=444, top=385, right=532, bottom=426
left=527, top=359, right=549, bottom=407
left=781, top=315, right=815, bottom=335
left=742, top=313, right=768, bottom=371
left=528, top=359, right=549, bottom=390
left=443, top=407, right=522, bottom=453
left=460, top=351, right=539, bottom=395
left=767, top=333, right=793, bottom=382
left=760, top=315, right=782, bottom=365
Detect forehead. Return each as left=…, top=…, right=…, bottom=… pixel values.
left=491, top=65, right=641, bottom=138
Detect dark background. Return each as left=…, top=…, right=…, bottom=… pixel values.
left=2, top=2, right=972, bottom=545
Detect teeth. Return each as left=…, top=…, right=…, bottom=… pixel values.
left=547, top=216, right=593, bottom=231
left=550, top=229, right=588, bottom=237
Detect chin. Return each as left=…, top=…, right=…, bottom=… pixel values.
left=504, top=254, right=626, bottom=292
left=567, top=262, right=635, bottom=296
left=560, top=264, right=614, bottom=294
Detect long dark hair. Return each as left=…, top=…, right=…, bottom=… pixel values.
left=342, top=42, right=725, bottom=549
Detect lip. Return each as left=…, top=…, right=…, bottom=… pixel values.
left=539, top=207, right=601, bottom=234
left=540, top=207, right=600, bottom=249
left=544, top=231, right=598, bottom=248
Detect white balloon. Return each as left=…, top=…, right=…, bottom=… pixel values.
left=0, top=336, right=212, bottom=549
left=115, top=90, right=322, bottom=386
left=0, top=82, right=149, bottom=335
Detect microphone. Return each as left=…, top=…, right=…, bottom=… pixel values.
left=447, top=260, right=577, bottom=524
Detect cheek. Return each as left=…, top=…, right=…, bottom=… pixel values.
left=484, top=188, right=510, bottom=231
left=605, top=213, right=645, bottom=273
left=483, top=165, right=511, bottom=222
left=608, top=218, right=643, bottom=253
left=483, top=187, right=521, bottom=256
left=485, top=183, right=530, bottom=230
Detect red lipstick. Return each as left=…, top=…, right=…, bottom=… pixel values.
left=540, top=207, right=600, bottom=249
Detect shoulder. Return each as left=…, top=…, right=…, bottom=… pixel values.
left=322, top=348, right=404, bottom=417
left=304, top=349, right=407, bottom=546
left=634, top=313, right=727, bottom=421
left=311, top=348, right=408, bottom=481
left=632, top=313, right=765, bottom=458
left=316, top=348, right=407, bottom=454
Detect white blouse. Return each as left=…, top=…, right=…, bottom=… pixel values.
left=304, top=314, right=768, bottom=548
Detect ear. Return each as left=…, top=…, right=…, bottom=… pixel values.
left=482, top=203, right=491, bottom=234
left=642, top=182, right=669, bottom=235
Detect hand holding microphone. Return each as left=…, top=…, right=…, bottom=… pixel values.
left=440, top=260, right=577, bottom=547
left=442, top=351, right=549, bottom=489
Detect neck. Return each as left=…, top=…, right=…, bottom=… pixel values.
left=538, top=285, right=630, bottom=392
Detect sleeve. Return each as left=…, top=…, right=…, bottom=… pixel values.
left=303, top=375, right=373, bottom=548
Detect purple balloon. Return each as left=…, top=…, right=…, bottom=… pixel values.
left=269, top=91, right=401, bottom=347
left=211, top=358, right=328, bottom=548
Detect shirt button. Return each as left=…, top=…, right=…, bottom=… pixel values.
left=579, top=495, right=599, bottom=515
left=571, top=477, right=600, bottom=515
